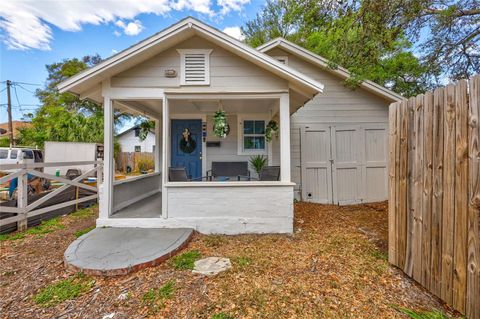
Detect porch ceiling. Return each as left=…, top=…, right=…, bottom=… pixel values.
left=113, top=98, right=278, bottom=118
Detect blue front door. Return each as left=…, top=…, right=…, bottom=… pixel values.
left=171, top=119, right=202, bottom=180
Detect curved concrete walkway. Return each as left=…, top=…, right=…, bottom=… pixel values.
left=64, top=227, right=194, bottom=276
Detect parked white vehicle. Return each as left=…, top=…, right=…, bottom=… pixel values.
left=0, top=147, right=43, bottom=171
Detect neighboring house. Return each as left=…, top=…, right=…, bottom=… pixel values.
left=0, top=121, right=31, bottom=144
left=117, top=125, right=155, bottom=153
left=57, top=17, right=401, bottom=235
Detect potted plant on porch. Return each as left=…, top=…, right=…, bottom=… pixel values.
left=249, top=155, right=267, bottom=179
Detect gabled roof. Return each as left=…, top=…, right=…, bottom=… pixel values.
left=116, top=125, right=154, bottom=138
left=257, top=38, right=403, bottom=102
left=58, top=17, right=324, bottom=97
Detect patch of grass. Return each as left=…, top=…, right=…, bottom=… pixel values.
left=233, top=256, right=251, bottom=268
left=0, top=232, right=26, bottom=241
left=203, top=235, right=227, bottom=247
left=170, top=250, right=201, bottom=270
left=371, top=248, right=388, bottom=261
left=34, top=273, right=95, bottom=307
left=74, top=226, right=95, bottom=238
left=393, top=306, right=449, bottom=319
left=0, top=217, right=64, bottom=241
left=70, top=206, right=96, bottom=219
left=26, top=217, right=64, bottom=235
left=212, top=312, right=232, bottom=319
left=142, top=280, right=175, bottom=313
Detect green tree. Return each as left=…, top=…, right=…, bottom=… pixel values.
left=19, top=55, right=130, bottom=148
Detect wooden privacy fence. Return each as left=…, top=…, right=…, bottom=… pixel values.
left=389, top=75, right=480, bottom=318
left=0, top=161, right=102, bottom=231
left=115, top=152, right=154, bottom=173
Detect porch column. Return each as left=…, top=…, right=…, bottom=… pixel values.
left=161, top=97, right=169, bottom=218
left=154, top=118, right=161, bottom=172
left=100, top=94, right=114, bottom=218
left=279, top=93, right=291, bottom=182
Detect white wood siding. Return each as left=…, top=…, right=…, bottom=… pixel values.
left=117, top=129, right=156, bottom=153
left=265, top=48, right=390, bottom=202
left=112, top=37, right=288, bottom=92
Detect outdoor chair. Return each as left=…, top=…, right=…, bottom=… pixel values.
left=207, top=161, right=250, bottom=181
left=168, top=167, right=206, bottom=182
left=259, top=166, right=280, bottom=181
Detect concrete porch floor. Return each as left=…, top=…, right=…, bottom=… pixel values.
left=112, top=193, right=162, bottom=218
left=64, top=227, right=193, bottom=276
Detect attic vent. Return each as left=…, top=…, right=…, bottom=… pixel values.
left=178, top=49, right=213, bottom=85
left=273, top=56, right=288, bottom=65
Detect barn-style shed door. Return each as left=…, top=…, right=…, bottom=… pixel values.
left=301, top=124, right=388, bottom=205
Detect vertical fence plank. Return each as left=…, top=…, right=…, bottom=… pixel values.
left=442, top=83, right=456, bottom=306
left=398, top=99, right=410, bottom=269
left=431, top=87, right=445, bottom=298
left=467, top=75, right=480, bottom=319
left=389, top=102, right=399, bottom=265
left=422, top=92, right=434, bottom=289
left=395, top=101, right=403, bottom=268
left=413, top=95, right=425, bottom=283
left=405, top=97, right=416, bottom=276
left=453, top=79, right=469, bottom=313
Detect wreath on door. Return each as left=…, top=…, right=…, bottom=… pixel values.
left=179, top=128, right=197, bottom=153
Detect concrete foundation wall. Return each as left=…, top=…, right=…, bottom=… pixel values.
left=99, top=183, right=294, bottom=234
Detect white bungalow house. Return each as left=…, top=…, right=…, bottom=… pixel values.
left=57, top=17, right=401, bottom=234
left=117, top=125, right=155, bottom=153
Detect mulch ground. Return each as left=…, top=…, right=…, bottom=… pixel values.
left=0, top=202, right=459, bottom=318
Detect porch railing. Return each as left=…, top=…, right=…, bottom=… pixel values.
left=0, top=161, right=102, bottom=230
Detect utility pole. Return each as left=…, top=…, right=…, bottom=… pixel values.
left=6, top=80, right=14, bottom=147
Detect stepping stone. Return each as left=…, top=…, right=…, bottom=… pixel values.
left=192, top=257, right=232, bottom=276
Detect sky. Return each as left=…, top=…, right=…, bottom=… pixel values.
left=0, top=0, right=265, bottom=125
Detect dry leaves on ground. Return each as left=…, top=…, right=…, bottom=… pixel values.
left=0, top=202, right=459, bottom=318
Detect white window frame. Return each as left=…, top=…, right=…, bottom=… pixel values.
left=177, top=49, right=213, bottom=86
left=237, top=115, right=269, bottom=156
left=272, top=56, right=288, bottom=65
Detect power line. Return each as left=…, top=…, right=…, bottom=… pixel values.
left=15, top=83, right=37, bottom=94
left=12, top=81, right=42, bottom=86
left=0, top=80, right=42, bottom=86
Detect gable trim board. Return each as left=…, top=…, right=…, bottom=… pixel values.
left=57, top=17, right=324, bottom=101
left=257, top=37, right=403, bottom=103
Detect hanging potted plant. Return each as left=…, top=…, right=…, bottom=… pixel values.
left=213, top=110, right=230, bottom=138
left=265, top=120, right=279, bottom=142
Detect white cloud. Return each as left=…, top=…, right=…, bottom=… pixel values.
left=0, top=0, right=250, bottom=51
left=217, top=0, right=250, bottom=14
left=223, top=26, right=244, bottom=41
left=115, top=19, right=144, bottom=36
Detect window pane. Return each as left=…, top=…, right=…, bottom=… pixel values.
left=254, top=120, right=265, bottom=134
left=22, top=150, right=33, bottom=159
left=10, top=150, right=17, bottom=159
left=244, top=136, right=265, bottom=150
left=135, top=146, right=141, bottom=152
left=243, top=120, right=254, bottom=134
left=0, top=150, right=7, bottom=159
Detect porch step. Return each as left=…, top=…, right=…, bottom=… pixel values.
left=64, top=227, right=194, bottom=276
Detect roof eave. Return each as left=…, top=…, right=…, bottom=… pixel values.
left=258, top=38, right=403, bottom=102
left=58, top=18, right=324, bottom=98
